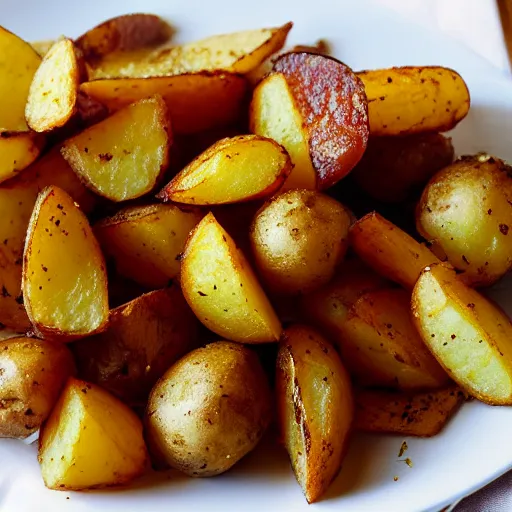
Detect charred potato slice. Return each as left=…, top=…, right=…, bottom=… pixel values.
left=276, top=325, right=353, bottom=503
left=23, top=186, right=109, bottom=340
left=417, top=155, right=512, bottom=287
left=358, top=66, right=470, bottom=136
left=250, top=190, right=351, bottom=295
left=0, top=337, right=75, bottom=438
left=145, top=341, right=271, bottom=475
left=157, top=135, right=292, bottom=205
left=95, top=204, right=203, bottom=289
left=250, top=52, right=369, bottom=190
left=73, top=287, right=200, bottom=405
left=38, top=378, right=148, bottom=490
left=412, top=263, right=512, bottom=405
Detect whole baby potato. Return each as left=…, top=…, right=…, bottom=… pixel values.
left=250, top=190, right=351, bottom=295
left=145, top=341, right=272, bottom=476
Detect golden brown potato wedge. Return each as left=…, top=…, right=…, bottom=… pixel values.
left=276, top=325, right=353, bottom=503
left=357, top=66, right=470, bottom=136
left=87, top=23, right=292, bottom=80
left=0, top=132, right=45, bottom=184
left=81, top=73, right=248, bottom=134
left=95, top=203, right=203, bottom=289
left=0, top=337, right=75, bottom=438
left=23, top=186, right=109, bottom=340
left=0, top=26, right=41, bottom=132
left=73, top=286, right=200, bottom=405
left=157, top=135, right=291, bottom=205
left=417, top=155, right=512, bottom=287
left=250, top=53, right=369, bottom=190
left=412, top=263, right=512, bottom=405
left=181, top=212, right=281, bottom=343
left=31, top=40, right=55, bottom=58
left=354, top=386, right=466, bottom=436
left=26, top=39, right=80, bottom=133
left=61, top=95, right=171, bottom=201
left=352, top=133, right=454, bottom=203
left=350, top=212, right=441, bottom=289
left=38, top=377, right=148, bottom=490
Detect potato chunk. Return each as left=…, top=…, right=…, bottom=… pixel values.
left=158, top=135, right=291, bottom=205
left=0, top=132, right=44, bottom=184
left=22, top=186, right=109, bottom=340
left=26, top=39, right=80, bottom=132
left=38, top=378, right=148, bottom=490
left=412, top=264, right=512, bottom=405
left=181, top=212, right=281, bottom=343
left=276, top=325, right=353, bottom=503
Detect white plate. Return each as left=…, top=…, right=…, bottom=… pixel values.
left=2, top=1, right=512, bottom=511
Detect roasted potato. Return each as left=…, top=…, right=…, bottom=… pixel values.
left=95, top=204, right=203, bottom=289
left=250, top=52, right=369, bottom=190
left=87, top=23, right=292, bottom=79
left=38, top=378, right=148, bottom=490
left=26, top=39, right=80, bottom=133
left=73, top=287, right=200, bottom=405
left=23, top=186, right=109, bottom=340
left=81, top=72, right=248, bottom=134
left=61, top=95, right=171, bottom=201
left=0, top=132, right=45, bottom=184
left=276, top=325, right=353, bottom=503
left=181, top=212, right=281, bottom=343
left=412, top=263, right=512, bottom=405
left=31, top=40, right=55, bottom=58
left=350, top=212, right=441, bottom=289
left=0, top=337, right=75, bottom=438
left=352, top=133, right=454, bottom=203
left=416, top=155, right=512, bottom=287
left=250, top=190, right=351, bottom=295
left=357, top=66, right=470, bottom=136
left=354, top=386, right=466, bottom=436
left=157, top=135, right=292, bottom=205
left=145, top=341, right=272, bottom=475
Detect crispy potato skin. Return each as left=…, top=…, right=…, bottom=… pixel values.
left=0, top=338, right=75, bottom=438
left=417, top=155, right=512, bottom=287
left=354, top=387, right=466, bottom=436
left=353, top=133, right=454, bottom=203
left=145, top=341, right=272, bottom=476
left=72, top=287, right=200, bottom=405
left=250, top=190, right=351, bottom=295
left=357, top=66, right=470, bottom=136
left=276, top=325, right=353, bottom=503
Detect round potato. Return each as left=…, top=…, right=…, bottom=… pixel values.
left=145, top=341, right=272, bottom=476
left=0, top=337, right=75, bottom=438
left=250, top=190, right=351, bottom=295
left=417, top=155, right=512, bottom=286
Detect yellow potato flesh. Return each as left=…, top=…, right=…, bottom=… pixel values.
left=250, top=73, right=316, bottom=190
left=23, top=186, right=108, bottom=339
left=181, top=213, right=281, bottom=343
left=38, top=378, right=147, bottom=490
left=0, top=133, right=44, bottom=184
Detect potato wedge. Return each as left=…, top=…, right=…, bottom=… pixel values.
left=417, top=155, right=512, bottom=287
left=276, top=325, right=353, bottom=503
left=158, top=135, right=291, bottom=205
left=81, top=73, right=248, bottom=134
left=26, top=39, right=80, bottom=133
left=87, top=23, right=292, bottom=80
left=0, top=132, right=45, bottom=184
left=250, top=53, right=369, bottom=190
left=61, top=95, right=171, bottom=201
left=357, top=66, right=470, bottom=136
left=23, top=186, right=109, bottom=340
left=95, top=204, right=203, bottom=289
left=0, top=337, right=75, bottom=438
left=352, top=133, right=454, bottom=203
left=354, top=386, right=466, bottom=436
left=181, top=212, right=281, bottom=343
left=0, top=26, right=41, bottom=133
left=31, top=40, right=55, bottom=58
left=412, top=263, right=512, bottom=405
left=38, top=378, right=148, bottom=490
left=350, top=212, right=441, bottom=289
